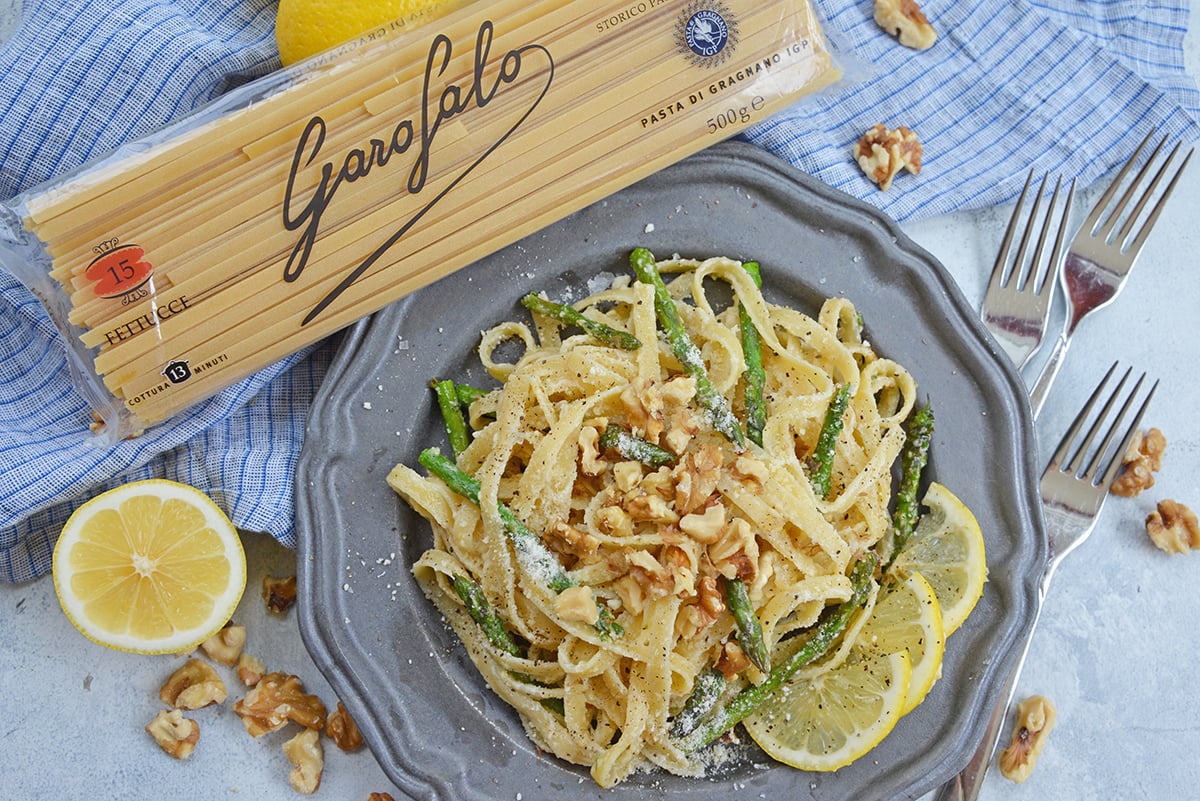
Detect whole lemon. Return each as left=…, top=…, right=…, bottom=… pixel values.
left=276, top=0, right=450, bottom=66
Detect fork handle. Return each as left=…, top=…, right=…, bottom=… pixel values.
left=1029, top=331, right=1072, bottom=419
left=930, top=628, right=1036, bottom=801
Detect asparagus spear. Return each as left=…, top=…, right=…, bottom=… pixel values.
left=668, top=668, right=727, bottom=739
left=722, top=576, right=770, bottom=673
left=883, top=403, right=934, bottom=572
left=451, top=574, right=524, bottom=658
left=419, top=448, right=623, bottom=640
left=738, top=261, right=767, bottom=448
left=451, top=573, right=566, bottom=715
left=809, top=384, right=853, bottom=500
left=521, top=292, right=642, bottom=351
left=675, top=554, right=877, bottom=750
left=453, top=382, right=488, bottom=408
left=629, top=247, right=747, bottom=451
left=430, top=379, right=471, bottom=457
left=598, top=423, right=676, bottom=467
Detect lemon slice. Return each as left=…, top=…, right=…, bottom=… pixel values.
left=892, top=482, right=987, bottom=636
left=859, top=571, right=945, bottom=714
left=743, top=638, right=912, bottom=772
left=52, top=479, right=246, bottom=655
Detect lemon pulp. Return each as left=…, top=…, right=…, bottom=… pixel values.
left=52, top=479, right=246, bottom=655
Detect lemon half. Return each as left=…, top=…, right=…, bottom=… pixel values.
left=52, top=479, right=246, bottom=655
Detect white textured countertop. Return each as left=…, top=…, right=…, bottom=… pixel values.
left=2, top=4, right=1198, bottom=801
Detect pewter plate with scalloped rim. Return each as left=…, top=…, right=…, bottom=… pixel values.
left=295, top=141, right=1045, bottom=801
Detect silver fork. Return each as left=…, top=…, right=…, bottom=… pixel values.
left=981, top=169, right=1075, bottom=370
left=1029, top=130, right=1192, bottom=416
left=933, top=362, right=1158, bottom=801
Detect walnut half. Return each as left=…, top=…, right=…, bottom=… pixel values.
left=854, top=124, right=923, bottom=191
left=998, top=695, right=1057, bottom=783
left=1111, top=427, right=1166, bottom=497
left=233, top=672, right=327, bottom=737
left=145, top=709, right=200, bottom=760
left=160, top=658, right=228, bottom=710
left=325, top=702, right=365, bottom=752
left=237, top=653, right=267, bottom=687
left=874, top=0, right=937, bottom=50
left=282, top=727, right=324, bottom=795
left=263, top=575, right=299, bottom=614
left=1146, top=499, right=1200, bottom=554
left=200, top=622, right=247, bottom=666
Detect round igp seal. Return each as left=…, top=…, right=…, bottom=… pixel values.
left=684, top=9, right=729, bottom=58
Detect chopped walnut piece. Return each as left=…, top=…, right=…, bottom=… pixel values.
left=283, top=727, right=324, bottom=795
left=1146, top=499, right=1200, bottom=554
left=667, top=419, right=696, bottom=455
left=368, top=795, right=396, bottom=801
left=674, top=444, right=724, bottom=515
left=709, top=517, right=760, bottom=582
left=662, top=542, right=700, bottom=597
left=160, top=658, right=228, bottom=710
left=715, top=640, right=752, bottom=681
left=1111, top=427, right=1167, bottom=497
left=595, top=505, right=634, bottom=538
left=612, top=460, right=644, bottom=493
left=692, top=576, right=726, bottom=633
left=998, top=695, right=1057, bottom=783
left=263, top=575, right=299, bottom=614
left=621, top=379, right=667, bottom=442
left=237, top=653, right=267, bottom=687
left=874, top=0, right=937, bottom=50
left=732, top=455, right=770, bottom=488
left=679, top=503, right=727, bottom=544
left=555, top=585, right=600, bottom=626
left=325, top=702, right=365, bottom=752
left=234, top=672, right=327, bottom=737
left=578, top=425, right=606, bottom=476
left=854, top=124, right=923, bottom=191
left=625, top=549, right=674, bottom=601
left=545, top=521, right=599, bottom=561
left=625, top=491, right=678, bottom=524
left=200, top=622, right=247, bottom=666
left=663, top=416, right=696, bottom=457
left=639, top=465, right=676, bottom=498
left=145, top=709, right=200, bottom=760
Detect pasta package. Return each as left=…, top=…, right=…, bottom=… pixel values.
left=0, top=0, right=844, bottom=440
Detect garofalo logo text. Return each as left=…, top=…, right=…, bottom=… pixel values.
left=281, top=21, right=553, bottom=325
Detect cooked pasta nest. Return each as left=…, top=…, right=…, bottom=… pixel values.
left=388, top=252, right=923, bottom=787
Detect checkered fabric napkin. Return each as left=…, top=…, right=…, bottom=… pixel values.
left=1, top=0, right=1197, bottom=582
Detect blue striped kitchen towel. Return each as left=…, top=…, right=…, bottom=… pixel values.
left=1, top=0, right=1198, bottom=582
left=0, top=0, right=334, bottom=584
left=748, top=0, right=1200, bottom=220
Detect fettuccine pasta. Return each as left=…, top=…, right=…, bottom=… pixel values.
left=387, top=253, right=917, bottom=786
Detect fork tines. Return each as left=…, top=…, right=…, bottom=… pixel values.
left=1086, top=129, right=1195, bottom=257
left=1046, top=361, right=1159, bottom=490
left=990, top=169, right=1075, bottom=295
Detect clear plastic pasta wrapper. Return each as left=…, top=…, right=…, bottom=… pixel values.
left=0, top=0, right=849, bottom=442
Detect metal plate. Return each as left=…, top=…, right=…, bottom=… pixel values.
left=295, top=141, right=1045, bottom=801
